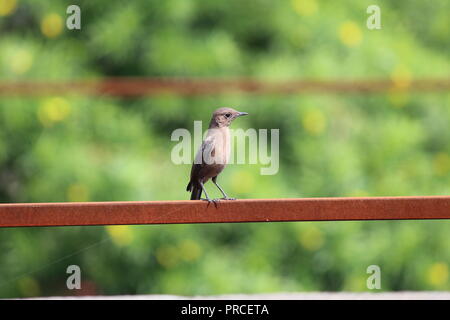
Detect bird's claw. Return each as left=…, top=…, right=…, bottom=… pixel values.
left=201, top=198, right=219, bottom=208
left=200, top=197, right=234, bottom=208
left=201, top=198, right=219, bottom=203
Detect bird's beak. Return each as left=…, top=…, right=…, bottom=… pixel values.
left=237, top=112, right=249, bottom=117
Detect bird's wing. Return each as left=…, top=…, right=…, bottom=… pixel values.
left=194, top=135, right=215, bottom=166
left=189, top=136, right=215, bottom=184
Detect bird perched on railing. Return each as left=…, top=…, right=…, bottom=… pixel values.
left=186, top=107, right=248, bottom=201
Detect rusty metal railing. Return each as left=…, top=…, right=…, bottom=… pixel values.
left=0, top=196, right=449, bottom=228
left=0, top=78, right=449, bottom=96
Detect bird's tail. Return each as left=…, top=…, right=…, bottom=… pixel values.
left=187, top=181, right=202, bottom=200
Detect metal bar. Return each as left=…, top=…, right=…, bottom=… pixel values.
left=0, top=196, right=449, bottom=228
left=0, top=78, right=449, bottom=96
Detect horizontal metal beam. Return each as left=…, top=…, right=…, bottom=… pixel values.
left=0, top=196, right=449, bottom=228
left=0, top=78, right=449, bottom=96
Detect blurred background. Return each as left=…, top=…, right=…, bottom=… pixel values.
left=0, top=0, right=449, bottom=298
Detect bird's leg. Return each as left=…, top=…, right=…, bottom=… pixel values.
left=212, top=179, right=236, bottom=200
left=200, top=182, right=218, bottom=204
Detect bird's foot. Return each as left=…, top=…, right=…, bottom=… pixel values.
left=201, top=198, right=219, bottom=208
left=220, top=197, right=236, bottom=200
left=201, top=198, right=219, bottom=203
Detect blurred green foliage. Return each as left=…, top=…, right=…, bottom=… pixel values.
left=0, top=0, right=449, bottom=297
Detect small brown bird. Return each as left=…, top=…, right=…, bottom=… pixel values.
left=186, top=107, right=248, bottom=201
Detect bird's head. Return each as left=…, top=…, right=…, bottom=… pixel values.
left=210, top=107, right=248, bottom=128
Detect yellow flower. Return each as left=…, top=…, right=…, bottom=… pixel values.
left=343, top=275, right=366, bottom=291
left=10, top=49, right=33, bottom=74
left=301, top=109, right=326, bottom=136
left=179, top=240, right=202, bottom=262
left=339, top=21, right=362, bottom=47
left=391, top=65, right=412, bottom=90
left=106, top=226, right=134, bottom=246
left=291, top=0, right=318, bottom=17
left=427, top=263, right=448, bottom=288
left=298, top=226, right=324, bottom=251
left=40, top=13, right=63, bottom=38
left=388, top=65, right=412, bottom=108
left=37, top=97, right=71, bottom=127
left=0, top=0, right=17, bottom=16
left=156, top=245, right=179, bottom=268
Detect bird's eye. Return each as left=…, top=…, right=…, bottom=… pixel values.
left=225, top=113, right=231, bottom=118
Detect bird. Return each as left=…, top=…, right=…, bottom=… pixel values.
left=186, top=107, right=248, bottom=201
